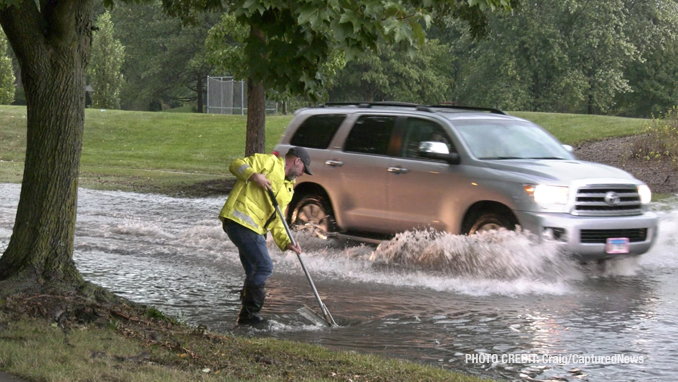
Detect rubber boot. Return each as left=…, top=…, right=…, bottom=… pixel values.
left=237, top=284, right=267, bottom=325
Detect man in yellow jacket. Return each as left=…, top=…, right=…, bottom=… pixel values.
left=219, top=147, right=312, bottom=325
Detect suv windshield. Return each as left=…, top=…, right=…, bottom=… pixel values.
left=454, top=120, right=573, bottom=160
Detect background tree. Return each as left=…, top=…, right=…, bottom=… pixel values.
left=615, top=42, right=678, bottom=117
left=444, top=0, right=678, bottom=114
left=566, top=0, right=636, bottom=114
left=0, top=29, right=14, bottom=104
left=177, top=0, right=516, bottom=156
left=111, top=1, right=219, bottom=112
left=205, top=13, right=345, bottom=112
left=89, top=10, right=125, bottom=109
left=613, top=0, right=678, bottom=117
left=446, top=3, right=589, bottom=111
left=328, top=39, right=453, bottom=104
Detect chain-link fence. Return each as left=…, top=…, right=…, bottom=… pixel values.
left=206, top=76, right=277, bottom=115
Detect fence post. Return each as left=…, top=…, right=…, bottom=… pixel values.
left=206, top=76, right=210, bottom=113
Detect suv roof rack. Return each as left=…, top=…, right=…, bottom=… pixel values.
left=322, top=102, right=506, bottom=115
left=323, top=102, right=420, bottom=108
left=426, top=104, right=506, bottom=115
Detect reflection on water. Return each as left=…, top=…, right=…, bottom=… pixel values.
left=1, top=183, right=677, bottom=381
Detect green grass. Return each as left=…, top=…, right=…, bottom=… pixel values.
left=0, top=105, right=294, bottom=194
left=0, top=312, right=490, bottom=382
left=163, top=105, right=195, bottom=113
left=511, top=111, right=648, bottom=145
left=80, top=108, right=291, bottom=173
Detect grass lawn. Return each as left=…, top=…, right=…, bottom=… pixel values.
left=0, top=298, right=492, bottom=382
left=0, top=106, right=293, bottom=195
left=510, top=111, right=648, bottom=145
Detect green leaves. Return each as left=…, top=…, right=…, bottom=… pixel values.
left=111, top=2, right=220, bottom=110
left=446, top=0, right=678, bottom=115
left=187, top=0, right=516, bottom=101
left=0, top=0, right=25, bottom=7
left=297, top=4, right=329, bottom=29
left=0, top=30, right=14, bottom=105
left=329, top=39, right=453, bottom=103
left=241, top=0, right=266, bottom=16
left=89, top=11, right=125, bottom=109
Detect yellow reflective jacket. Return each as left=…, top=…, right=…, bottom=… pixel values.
left=219, top=153, right=294, bottom=251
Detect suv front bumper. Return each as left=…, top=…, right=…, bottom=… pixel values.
left=515, top=210, right=659, bottom=260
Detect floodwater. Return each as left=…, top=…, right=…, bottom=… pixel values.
left=1, top=182, right=677, bottom=381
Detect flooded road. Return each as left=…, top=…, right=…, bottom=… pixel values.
left=1, top=183, right=677, bottom=381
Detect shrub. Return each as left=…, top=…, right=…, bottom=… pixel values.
left=630, top=107, right=678, bottom=167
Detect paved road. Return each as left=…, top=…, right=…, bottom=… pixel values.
left=0, top=372, right=28, bottom=382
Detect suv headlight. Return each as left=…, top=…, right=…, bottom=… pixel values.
left=524, top=184, right=569, bottom=205
left=638, top=184, right=652, bottom=204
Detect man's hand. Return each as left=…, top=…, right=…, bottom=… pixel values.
left=286, top=243, right=302, bottom=254
left=249, top=173, right=271, bottom=189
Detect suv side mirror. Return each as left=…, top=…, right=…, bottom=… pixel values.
left=418, top=141, right=461, bottom=165
left=562, top=144, right=574, bottom=153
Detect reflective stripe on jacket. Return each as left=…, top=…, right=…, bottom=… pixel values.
left=219, top=153, right=294, bottom=251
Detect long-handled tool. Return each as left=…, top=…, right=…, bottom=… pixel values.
left=266, top=188, right=338, bottom=327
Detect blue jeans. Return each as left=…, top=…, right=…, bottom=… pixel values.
left=223, top=219, right=273, bottom=287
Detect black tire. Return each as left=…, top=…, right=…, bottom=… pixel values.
left=463, top=211, right=516, bottom=235
left=289, top=194, right=336, bottom=239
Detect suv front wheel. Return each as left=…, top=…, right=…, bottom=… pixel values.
left=289, top=194, right=335, bottom=240
left=463, top=211, right=516, bottom=235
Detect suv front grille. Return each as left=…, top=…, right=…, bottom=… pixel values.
left=580, top=228, right=648, bottom=243
left=573, top=185, right=642, bottom=216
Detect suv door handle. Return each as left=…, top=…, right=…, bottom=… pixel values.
left=325, top=160, right=344, bottom=167
left=387, top=166, right=409, bottom=174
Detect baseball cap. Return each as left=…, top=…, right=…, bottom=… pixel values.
left=287, top=147, right=313, bottom=175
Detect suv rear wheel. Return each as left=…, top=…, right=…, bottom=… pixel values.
left=289, top=194, right=335, bottom=240
left=463, top=211, right=516, bottom=235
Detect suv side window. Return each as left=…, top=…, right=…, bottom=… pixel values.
left=401, top=118, right=454, bottom=159
left=344, top=115, right=397, bottom=155
left=290, top=114, right=346, bottom=149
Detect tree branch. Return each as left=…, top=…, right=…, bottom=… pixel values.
left=562, top=0, right=592, bottom=38
left=0, top=1, right=44, bottom=69
left=42, top=0, right=80, bottom=47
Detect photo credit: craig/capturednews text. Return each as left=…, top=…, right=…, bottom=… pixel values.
left=464, top=353, right=645, bottom=366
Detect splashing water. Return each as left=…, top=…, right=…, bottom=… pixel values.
left=367, top=228, right=576, bottom=280
left=266, top=225, right=586, bottom=297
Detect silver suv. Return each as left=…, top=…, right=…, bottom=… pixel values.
left=274, top=103, right=658, bottom=260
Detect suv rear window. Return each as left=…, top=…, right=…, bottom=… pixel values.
left=344, top=115, right=397, bottom=155
left=290, top=114, right=346, bottom=149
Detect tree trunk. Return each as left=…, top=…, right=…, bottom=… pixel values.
left=587, top=78, right=595, bottom=114
left=245, top=77, right=266, bottom=156
left=196, top=74, right=204, bottom=113
left=587, top=92, right=595, bottom=114
left=0, top=1, right=93, bottom=285
left=244, top=23, right=267, bottom=157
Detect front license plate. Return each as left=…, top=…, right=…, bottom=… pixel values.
left=606, top=237, right=630, bottom=254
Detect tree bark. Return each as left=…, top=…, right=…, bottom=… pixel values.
left=243, top=23, right=267, bottom=156
left=245, top=77, right=266, bottom=156
left=196, top=74, right=204, bottom=113
left=0, top=1, right=93, bottom=285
